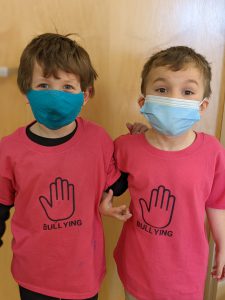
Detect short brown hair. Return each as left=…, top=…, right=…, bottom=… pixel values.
left=141, top=46, right=211, bottom=98
left=17, top=33, right=98, bottom=95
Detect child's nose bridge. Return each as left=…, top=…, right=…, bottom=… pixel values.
left=168, top=88, right=182, bottom=99
left=48, top=81, right=63, bottom=91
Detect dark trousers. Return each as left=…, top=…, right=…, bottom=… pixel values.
left=19, top=286, right=98, bottom=300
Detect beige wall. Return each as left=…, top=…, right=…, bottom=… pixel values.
left=0, top=1, right=225, bottom=299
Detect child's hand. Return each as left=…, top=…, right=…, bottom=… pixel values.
left=211, top=249, right=225, bottom=281
left=126, top=122, right=149, bottom=134
left=99, top=189, right=132, bottom=221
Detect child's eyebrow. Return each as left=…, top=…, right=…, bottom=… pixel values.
left=32, top=76, right=49, bottom=81
left=152, top=78, right=199, bottom=86
left=62, top=79, right=78, bottom=83
left=184, top=79, right=199, bottom=86
left=152, top=77, right=167, bottom=84
left=153, top=77, right=167, bottom=83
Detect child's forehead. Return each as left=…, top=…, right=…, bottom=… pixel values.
left=147, top=64, right=204, bottom=85
left=32, top=61, right=80, bottom=81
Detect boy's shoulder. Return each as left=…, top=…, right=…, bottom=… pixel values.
left=77, top=117, right=116, bottom=148
left=198, top=132, right=225, bottom=166
left=201, top=132, right=224, bottom=152
left=78, top=117, right=106, bottom=132
left=114, top=132, right=143, bottom=148
left=78, top=117, right=111, bottom=138
left=0, top=126, right=26, bottom=158
left=0, top=126, right=24, bottom=146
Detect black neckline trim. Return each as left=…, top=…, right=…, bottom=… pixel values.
left=26, top=121, right=77, bottom=146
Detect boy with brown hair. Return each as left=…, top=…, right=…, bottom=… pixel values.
left=0, top=33, right=131, bottom=300
left=101, top=46, right=225, bottom=300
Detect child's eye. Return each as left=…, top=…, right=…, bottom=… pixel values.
left=37, top=83, right=49, bottom=89
left=184, top=90, right=194, bottom=95
left=156, top=88, right=167, bottom=93
left=63, top=84, right=74, bottom=91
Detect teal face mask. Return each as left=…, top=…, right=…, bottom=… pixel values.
left=27, top=90, right=84, bottom=130
left=140, top=95, right=203, bottom=136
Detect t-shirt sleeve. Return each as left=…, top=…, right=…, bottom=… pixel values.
left=114, top=135, right=128, bottom=173
left=0, top=140, right=15, bottom=206
left=205, top=149, right=225, bottom=209
left=103, top=133, right=121, bottom=190
left=105, top=172, right=128, bottom=196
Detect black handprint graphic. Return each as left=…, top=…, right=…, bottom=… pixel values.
left=139, top=185, right=175, bottom=228
left=39, top=177, right=75, bottom=221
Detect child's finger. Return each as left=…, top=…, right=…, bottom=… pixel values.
left=113, top=206, right=132, bottom=221
left=104, top=189, right=113, bottom=201
left=130, top=122, right=141, bottom=134
left=100, top=190, right=114, bottom=206
left=221, top=268, right=225, bottom=280
left=126, top=123, right=133, bottom=133
left=120, top=206, right=132, bottom=216
left=122, top=213, right=132, bottom=221
left=124, top=207, right=131, bottom=215
left=113, top=205, right=127, bottom=215
left=114, top=213, right=132, bottom=222
left=212, top=264, right=225, bottom=280
left=139, top=125, right=149, bottom=133
left=217, top=268, right=225, bottom=281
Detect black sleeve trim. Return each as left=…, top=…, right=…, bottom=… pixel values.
left=106, top=172, right=128, bottom=196
left=0, top=204, right=13, bottom=247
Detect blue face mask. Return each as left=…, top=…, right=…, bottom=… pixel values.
left=140, top=95, right=203, bottom=136
left=27, top=90, right=84, bottom=130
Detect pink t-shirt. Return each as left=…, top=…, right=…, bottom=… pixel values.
left=114, top=132, right=225, bottom=300
left=0, top=117, right=120, bottom=299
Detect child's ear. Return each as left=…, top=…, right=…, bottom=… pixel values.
left=83, top=88, right=92, bottom=105
left=138, top=96, right=145, bottom=108
left=199, top=98, right=209, bottom=115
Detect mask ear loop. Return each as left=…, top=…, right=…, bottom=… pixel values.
left=199, top=98, right=208, bottom=113
left=199, top=98, right=206, bottom=106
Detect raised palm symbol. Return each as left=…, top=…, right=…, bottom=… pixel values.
left=39, top=177, right=75, bottom=221
left=139, top=185, right=175, bottom=228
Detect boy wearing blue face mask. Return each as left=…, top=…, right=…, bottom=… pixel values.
left=100, top=46, right=225, bottom=300
left=0, top=33, right=133, bottom=300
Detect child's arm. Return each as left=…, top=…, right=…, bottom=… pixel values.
left=99, top=189, right=132, bottom=221
left=206, top=208, right=225, bottom=280
left=0, top=204, right=12, bottom=247
left=100, top=171, right=131, bottom=221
